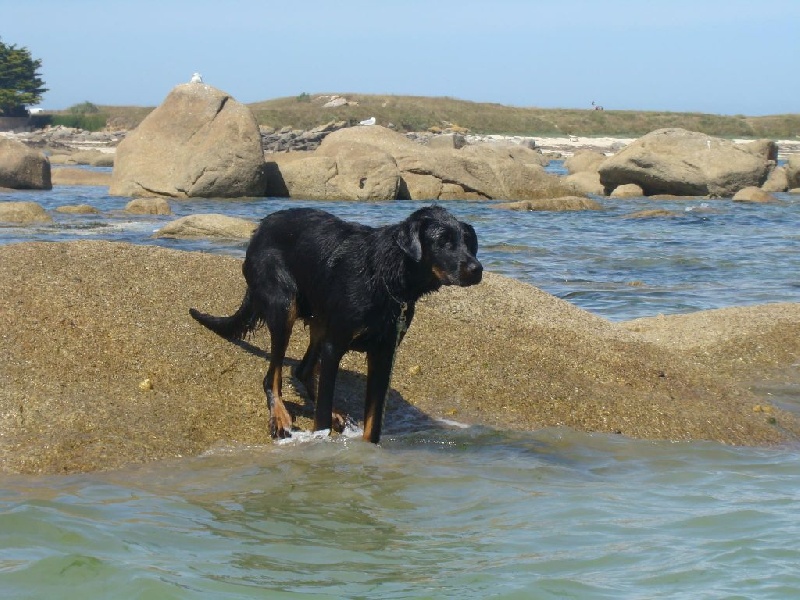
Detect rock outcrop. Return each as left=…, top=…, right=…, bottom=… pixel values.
left=787, top=155, right=800, bottom=189
left=1, top=241, right=798, bottom=474
left=268, top=125, right=577, bottom=201
left=154, top=214, right=257, bottom=239
left=0, top=201, right=52, bottom=224
left=268, top=145, right=401, bottom=201
left=564, top=170, right=605, bottom=196
left=110, top=84, right=267, bottom=198
left=494, top=196, right=602, bottom=211
left=0, top=137, right=52, bottom=190
left=261, top=121, right=347, bottom=153
left=564, top=149, right=606, bottom=174
left=732, top=186, right=777, bottom=203
left=124, top=198, right=172, bottom=215
left=598, top=128, right=776, bottom=197
left=51, top=167, right=112, bottom=186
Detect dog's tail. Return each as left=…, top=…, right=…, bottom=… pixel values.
left=189, top=290, right=260, bottom=340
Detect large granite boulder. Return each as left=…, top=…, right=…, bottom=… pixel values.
left=110, top=84, right=267, bottom=198
left=300, top=125, right=576, bottom=201
left=564, top=149, right=606, bottom=174
left=598, top=128, right=776, bottom=197
left=787, top=155, right=800, bottom=189
left=0, top=137, right=52, bottom=190
left=564, top=170, right=605, bottom=195
left=761, top=166, right=788, bottom=193
left=267, top=144, right=401, bottom=200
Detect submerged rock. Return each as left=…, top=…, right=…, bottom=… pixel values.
left=494, top=196, right=602, bottom=211
left=154, top=214, right=257, bottom=239
left=124, top=197, right=172, bottom=215
left=0, top=201, right=52, bottom=224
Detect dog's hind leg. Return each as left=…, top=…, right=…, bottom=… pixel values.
left=262, top=298, right=297, bottom=439
left=313, top=339, right=347, bottom=434
left=294, top=321, right=323, bottom=403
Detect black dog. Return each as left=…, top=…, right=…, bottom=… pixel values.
left=189, top=205, right=482, bottom=443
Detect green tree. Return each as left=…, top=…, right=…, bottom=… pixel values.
left=0, top=38, right=47, bottom=116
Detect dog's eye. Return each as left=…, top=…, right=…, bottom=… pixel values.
left=437, top=233, right=455, bottom=250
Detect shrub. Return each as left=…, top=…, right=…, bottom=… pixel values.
left=50, top=113, right=107, bottom=131
left=67, top=101, right=100, bottom=115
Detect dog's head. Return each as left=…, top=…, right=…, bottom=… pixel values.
left=397, top=205, right=483, bottom=287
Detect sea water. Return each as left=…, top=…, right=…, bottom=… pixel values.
left=2, top=168, right=800, bottom=598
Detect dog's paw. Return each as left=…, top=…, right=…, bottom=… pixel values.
left=269, top=417, right=293, bottom=440
left=332, top=411, right=357, bottom=434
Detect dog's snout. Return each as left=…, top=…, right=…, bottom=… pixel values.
left=460, top=257, right=483, bottom=285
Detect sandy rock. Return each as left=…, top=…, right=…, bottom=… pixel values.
left=154, top=214, right=257, bottom=239
left=0, top=137, right=52, bottom=190
left=494, top=196, right=602, bottom=211
left=0, top=201, right=52, bottom=224
left=427, top=133, right=467, bottom=150
left=124, top=197, right=172, bottom=215
left=761, top=166, right=788, bottom=192
left=55, top=204, right=101, bottom=214
left=599, top=129, right=775, bottom=197
left=787, top=155, right=800, bottom=189
left=110, top=83, right=267, bottom=198
left=267, top=154, right=338, bottom=200
left=313, top=125, right=575, bottom=201
left=732, top=186, right=777, bottom=203
left=610, top=183, right=645, bottom=198
left=564, top=149, right=606, bottom=174
left=623, top=209, right=682, bottom=219
left=622, top=303, right=800, bottom=381
left=65, top=150, right=115, bottom=167
left=278, top=143, right=402, bottom=201
left=2, top=241, right=797, bottom=474
left=51, top=167, right=112, bottom=186
left=461, top=141, right=550, bottom=167
left=564, top=170, right=605, bottom=196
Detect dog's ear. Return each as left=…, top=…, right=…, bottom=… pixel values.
left=397, top=218, right=423, bottom=262
left=460, top=221, right=478, bottom=255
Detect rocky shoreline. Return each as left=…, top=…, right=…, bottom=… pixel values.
left=4, top=123, right=800, bottom=160
left=2, top=86, right=800, bottom=474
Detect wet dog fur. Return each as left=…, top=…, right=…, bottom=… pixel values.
left=189, top=205, right=482, bottom=443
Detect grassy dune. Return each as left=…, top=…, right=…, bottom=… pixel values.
left=94, top=93, right=800, bottom=138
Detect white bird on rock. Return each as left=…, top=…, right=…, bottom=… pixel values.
left=190, top=72, right=203, bottom=84
left=359, top=116, right=376, bottom=126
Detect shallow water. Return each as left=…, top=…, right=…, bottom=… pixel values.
left=2, top=429, right=800, bottom=599
left=2, top=167, right=799, bottom=321
left=2, top=169, right=800, bottom=597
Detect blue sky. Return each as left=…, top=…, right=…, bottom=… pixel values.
left=4, top=0, right=799, bottom=115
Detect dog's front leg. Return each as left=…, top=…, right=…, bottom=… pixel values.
left=363, top=346, right=395, bottom=444
left=313, top=341, right=345, bottom=434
